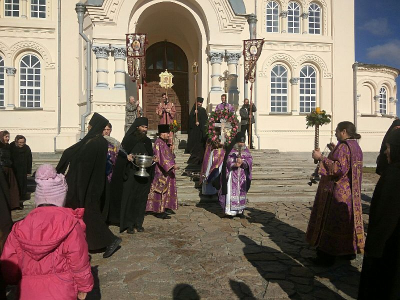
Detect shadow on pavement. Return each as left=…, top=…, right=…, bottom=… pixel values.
left=229, top=279, right=256, bottom=299
left=87, top=266, right=101, bottom=300
left=172, top=283, right=200, bottom=300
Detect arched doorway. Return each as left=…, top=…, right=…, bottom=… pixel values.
left=143, top=41, right=189, bottom=131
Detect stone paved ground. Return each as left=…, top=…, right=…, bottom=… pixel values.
left=10, top=197, right=373, bottom=300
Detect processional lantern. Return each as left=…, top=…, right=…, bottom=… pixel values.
left=126, top=33, right=148, bottom=81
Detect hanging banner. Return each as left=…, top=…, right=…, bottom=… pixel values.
left=243, top=38, right=264, bottom=83
left=126, top=33, right=148, bottom=81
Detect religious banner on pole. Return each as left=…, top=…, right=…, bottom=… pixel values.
left=159, top=69, right=174, bottom=90
left=243, top=38, right=264, bottom=83
left=126, top=33, right=148, bottom=81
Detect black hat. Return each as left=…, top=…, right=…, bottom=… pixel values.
left=89, top=112, right=108, bottom=127
left=196, top=97, right=204, bottom=103
left=387, top=128, right=400, bottom=146
left=158, top=124, right=170, bottom=134
left=133, top=117, right=148, bottom=127
left=235, top=132, right=246, bottom=143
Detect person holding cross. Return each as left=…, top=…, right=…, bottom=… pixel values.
left=240, top=98, right=257, bottom=149
left=156, top=93, right=176, bottom=145
left=215, top=94, right=234, bottom=113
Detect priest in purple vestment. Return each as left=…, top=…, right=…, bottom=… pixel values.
left=219, top=132, right=252, bottom=217
left=146, top=124, right=178, bottom=219
left=215, top=94, right=234, bottom=113
left=202, top=142, right=225, bottom=195
left=307, top=121, right=364, bottom=266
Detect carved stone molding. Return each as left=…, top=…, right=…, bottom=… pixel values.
left=6, top=67, right=16, bottom=76
left=9, top=41, right=55, bottom=69
left=112, top=46, right=126, bottom=60
left=86, top=0, right=122, bottom=24
left=297, top=54, right=332, bottom=78
left=280, top=11, right=288, bottom=18
left=358, top=66, right=400, bottom=78
left=301, top=12, right=309, bottom=19
left=264, top=53, right=297, bottom=70
left=389, top=97, right=395, bottom=103
left=373, top=95, right=380, bottom=102
left=92, top=45, right=110, bottom=59
left=290, top=78, right=300, bottom=85
left=209, top=51, right=224, bottom=64
left=210, top=0, right=246, bottom=33
left=226, top=52, right=241, bottom=65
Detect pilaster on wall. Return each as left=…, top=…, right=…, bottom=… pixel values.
left=92, top=45, right=111, bottom=89
left=5, top=67, right=16, bottom=110
left=111, top=46, right=127, bottom=89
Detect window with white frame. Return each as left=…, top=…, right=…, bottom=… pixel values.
left=20, top=54, right=41, bottom=108
left=0, top=56, right=4, bottom=107
left=288, top=2, right=300, bottom=33
left=300, top=65, right=317, bottom=113
left=31, top=0, right=46, bottom=18
left=5, top=0, right=20, bottom=17
left=266, top=1, right=280, bottom=33
left=379, top=87, right=387, bottom=114
left=309, top=3, right=321, bottom=34
left=271, top=65, right=288, bottom=112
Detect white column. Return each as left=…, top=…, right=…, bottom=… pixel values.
left=374, top=95, right=380, bottom=115
left=280, top=11, right=288, bottom=33
left=5, top=68, right=16, bottom=110
left=92, top=45, right=110, bottom=89
left=111, top=46, right=126, bottom=89
left=302, top=13, right=309, bottom=34
left=226, top=51, right=241, bottom=109
left=21, top=0, right=28, bottom=18
left=290, top=77, right=299, bottom=115
left=209, top=51, right=224, bottom=92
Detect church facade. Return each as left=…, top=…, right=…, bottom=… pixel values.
left=0, top=0, right=398, bottom=152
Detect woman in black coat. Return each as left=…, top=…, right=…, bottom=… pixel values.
left=10, top=135, right=32, bottom=200
left=358, top=129, right=400, bottom=300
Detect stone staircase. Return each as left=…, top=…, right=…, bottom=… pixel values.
left=31, top=133, right=377, bottom=204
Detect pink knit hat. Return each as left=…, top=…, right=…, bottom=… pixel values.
left=35, top=164, right=68, bottom=207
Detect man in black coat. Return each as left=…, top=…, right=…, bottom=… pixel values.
left=10, top=135, right=32, bottom=200
left=239, top=98, right=257, bottom=149
left=56, top=112, right=121, bottom=258
left=109, top=117, right=154, bottom=234
left=186, top=97, right=208, bottom=165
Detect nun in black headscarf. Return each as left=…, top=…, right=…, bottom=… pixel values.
left=376, top=119, right=400, bottom=175
left=109, top=117, right=154, bottom=234
left=56, top=112, right=121, bottom=258
left=358, top=128, right=400, bottom=300
left=218, top=131, right=253, bottom=217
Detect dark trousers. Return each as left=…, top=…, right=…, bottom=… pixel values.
left=241, top=124, right=254, bottom=147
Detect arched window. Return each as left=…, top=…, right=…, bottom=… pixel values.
left=379, top=87, right=387, bottom=114
left=20, top=54, right=41, bottom=108
left=31, top=0, right=46, bottom=18
left=266, top=1, right=280, bottom=33
left=5, top=0, right=19, bottom=17
left=271, top=65, right=288, bottom=112
left=299, top=65, right=317, bottom=113
left=0, top=56, right=4, bottom=107
left=309, top=3, right=321, bottom=34
left=288, top=2, right=300, bottom=33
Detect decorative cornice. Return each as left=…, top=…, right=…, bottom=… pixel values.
left=225, top=51, right=241, bottom=65
left=9, top=41, right=55, bottom=69
left=209, top=51, right=224, bottom=64
left=112, top=46, right=126, bottom=60
left=210, top=0, right=246, bottom=33
left=6, top=67, right=16, bottom=76
left=297, top=54, right=332, bottom=78
left=357, top=65, right=400, bottom=78
left=92, top=45, right=110, bottom=59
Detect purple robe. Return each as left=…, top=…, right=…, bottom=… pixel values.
left=146, top=138, right=178, bottom=213
left=202, top=147, right=225, bottom=195
left=219, top=147, right=252, bottom=216
left=199, top=143, right=213, bottom=185
left=306, top=140, right=365, bottom=256
left=215, top=102, right=234, bottom=113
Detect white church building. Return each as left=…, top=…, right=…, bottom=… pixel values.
left=0, top=0, right=398, bottom=152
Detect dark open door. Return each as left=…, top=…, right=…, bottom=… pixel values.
left=143, top=41, right=189, bottom=131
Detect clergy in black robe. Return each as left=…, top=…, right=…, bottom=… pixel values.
left=109, top=117, right=154, bottom=234
left=56, top=112, right=121, bottom=258
left=186, top=97, right=208, bottom=165
left=358, top=129, right=400, bottom=300
left=375, top=119, right=400, bottom=175
left=10, top=136, right=32, bottom=200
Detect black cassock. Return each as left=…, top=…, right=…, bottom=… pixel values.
left=186, top=105, right=208, bottom=165
left=10, top=143, right=32, bottom=198
left=56, top=114, right=116, bottom=251
left=109, top=128, right=154, bottom=233
left=358, top=164, right=400, bottom=300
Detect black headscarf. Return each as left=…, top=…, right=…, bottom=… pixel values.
left=376, top=119, right=400, bottom=175
left=121, top=117, right=152, bottom=155
left=56, top=112, right=109, bottom=174
left=221, top=132, right=246, bottom=195
left=124, top=117, right=148, bottom=138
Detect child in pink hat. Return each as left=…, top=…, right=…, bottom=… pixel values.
left=0, top=164, right=93, bottom=300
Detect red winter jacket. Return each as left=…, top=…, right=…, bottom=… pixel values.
left=0, top=206, right=93, bottom=300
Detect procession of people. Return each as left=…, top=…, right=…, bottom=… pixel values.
left=1, top=91, right=399, bottom=299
